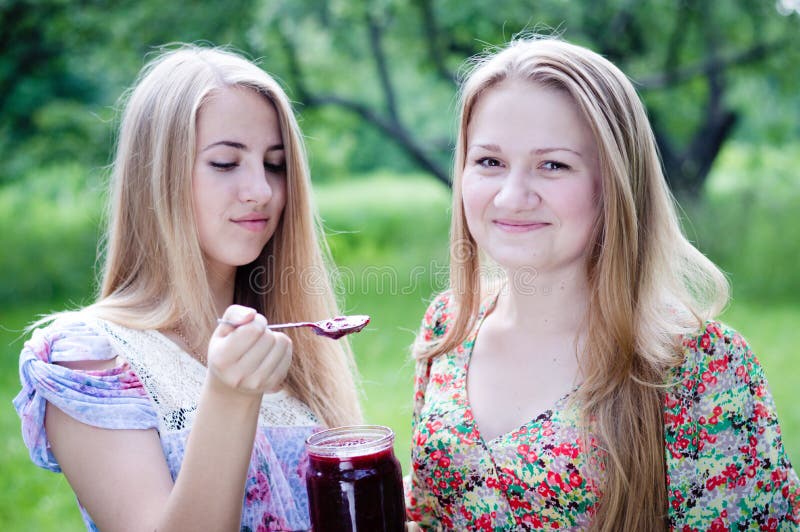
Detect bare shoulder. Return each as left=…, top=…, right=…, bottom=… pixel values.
left=45, top=402, right=172, bottom=531
left=55, top=358, right=124, bottom=371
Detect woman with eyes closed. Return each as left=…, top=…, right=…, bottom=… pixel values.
left=405, top=37, right=799, bottom=531
left=14, top=45, right=361, bottom=532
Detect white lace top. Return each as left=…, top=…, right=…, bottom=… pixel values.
left=15, top=312, right=322, bottom=531
left=95, top=317, right=319, bottom=432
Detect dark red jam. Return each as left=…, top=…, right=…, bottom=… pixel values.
left=313, top=315, right=370, bottom=339
left=306, top=426, right=405, bottom=531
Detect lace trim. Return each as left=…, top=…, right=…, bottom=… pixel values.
left=90, top=317, right=318, bottom=433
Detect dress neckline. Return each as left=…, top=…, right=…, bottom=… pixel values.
left=460, top=292, right=580, bottom=446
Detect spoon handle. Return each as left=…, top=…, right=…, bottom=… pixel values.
left=216, top=318, right=312, bottom=330
left=266, top=322, right=313, bottom=330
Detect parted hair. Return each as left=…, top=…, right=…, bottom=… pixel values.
left=416, top=37, right=728, bottom=531
left=89, top=44, right=361, bottom=428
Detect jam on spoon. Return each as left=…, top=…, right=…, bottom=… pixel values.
left=217, top=315, right=370, bottom=339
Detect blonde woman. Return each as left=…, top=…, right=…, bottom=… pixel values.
left=14, top=45, right=361, bottom=531
left=406, top=37, right=799, bottom=530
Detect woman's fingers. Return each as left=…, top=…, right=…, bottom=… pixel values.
left=214, top=305, right=257, bottom=338
left=229, top=330, right=282, bottom=385
left=211, top=313, right=268, bottom=367
left=248, top=333, right=292, bottom=393
left=207, top=305, right=293, bottom=395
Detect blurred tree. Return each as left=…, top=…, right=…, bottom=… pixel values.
left=0, top=0, right=104, bottom=179
left=0, top=0, right=256, bottom=183
left=1, top=0, right=797, bottom=193
left=246, top=0, right=800, bottom=194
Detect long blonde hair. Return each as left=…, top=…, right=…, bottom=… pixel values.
left=421, top=37, right=728, bottom=530
left=87, top=44, right=361, bottom=427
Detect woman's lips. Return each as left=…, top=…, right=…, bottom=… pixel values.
left=493, top=219, right=550, bottom=233
left=232, top=216, right=269, bottom=232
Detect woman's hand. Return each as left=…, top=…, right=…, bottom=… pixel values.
left=160, top=305, right=290, bottom=530
left=206, top=305, right=292, bottom=396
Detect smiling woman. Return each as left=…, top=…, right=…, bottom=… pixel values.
left=192, top=86, right=287, bottom=287
left=406, top=36, right=799, bottom=531
left=461, top=81, right=600, bottom=277
left=12, top=44, right=361, bottom=532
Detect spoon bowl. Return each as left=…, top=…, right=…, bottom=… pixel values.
left=218, top=315, right=371, bottom=339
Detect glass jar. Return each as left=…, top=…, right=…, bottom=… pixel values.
left=305, top=425, right=406, bottom=531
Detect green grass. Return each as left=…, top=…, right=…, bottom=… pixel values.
left=0, top=164, right=102, bottom=306
left=1, top=303, right=86, bottom=531
left=315, top=173, right=452, bottom=469
left=685, top=142, right=800, bottom=303
left=1, top=170, right=799, bottom=528
left=719, top=301, right=800, bottom=466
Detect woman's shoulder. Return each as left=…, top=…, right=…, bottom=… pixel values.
left=418, top=288, right=502, bottom=339
left=24, top=309, right=118, bottom=365
left=419, top=290, right=455, bottom=340
left=675, top=320, right=757, bottom=380
left=15, top=310, right=157, bottom=472
left=668, top=319, right=773, bottom=412
left=665, top=325, right=800, bottom=527
left=680, top=319, right=747, bottom=348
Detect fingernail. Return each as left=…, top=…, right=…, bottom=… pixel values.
left=230, top=307, right=254, bottom=322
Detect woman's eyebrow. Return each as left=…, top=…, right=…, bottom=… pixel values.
left=202, top=140, right=248, bottom=152
left=201, top=141, right=285, bottom=153
left=468, top=143, right=502, bottom=152
left=531, top=147, right=582, bottom=157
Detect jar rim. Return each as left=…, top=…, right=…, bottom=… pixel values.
left=305, top=424, right=395, bottom=458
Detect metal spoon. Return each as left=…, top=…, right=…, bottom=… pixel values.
left=217, top=315, right=371, bottom=339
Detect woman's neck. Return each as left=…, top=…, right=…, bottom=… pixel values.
left=206, top=264, right=236, bottom=318
left=494, top=267, right=590, bottom=336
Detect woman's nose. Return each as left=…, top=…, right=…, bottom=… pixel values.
left=239, top=164, right=273, bottom=204
left=493, top=169, right=540, bottom=211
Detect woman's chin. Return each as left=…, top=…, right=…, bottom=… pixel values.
left=238, top=251, right=266, bottom=267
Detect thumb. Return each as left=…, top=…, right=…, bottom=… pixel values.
left=215, top=305, right=257, bottom=337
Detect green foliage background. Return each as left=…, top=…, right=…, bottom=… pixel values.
left=2, top=156, right=799, bottom=529
left=3, top=1, right=799, bottom=188
left=1, top=1, right=798, bottom=529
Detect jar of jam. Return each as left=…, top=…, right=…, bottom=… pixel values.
left=305, top=425, right=406, bottom=531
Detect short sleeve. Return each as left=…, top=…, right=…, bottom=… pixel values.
left=406, top=291, right=453, bottom=527
left=411, top=291, right=454, bottom=356
left=410, top=291, right=454, bottom=425
left=13, top=314, right=159, bottom=472
left=665, top=321, right=800, bottom=529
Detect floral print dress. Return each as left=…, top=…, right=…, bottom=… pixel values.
left=406, top=292, right=800, bottom=531
left=14, top=313, right=322, bottom=532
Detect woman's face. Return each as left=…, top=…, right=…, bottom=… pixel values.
left=192, top=86, right=287, bottom=279
left=461, top=81, right=601, bottom=278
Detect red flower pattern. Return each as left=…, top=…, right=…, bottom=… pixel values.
left=408, top=293, right=800, bottom=531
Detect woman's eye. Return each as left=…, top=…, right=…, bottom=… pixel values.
left=476, top=157, right=502, bottom=168
left=542, top=161, right=569, bottom=171
left=264, top=161, right=286, bottom=173
left=210, top=161, right=237, bottom=170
